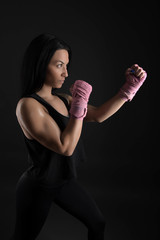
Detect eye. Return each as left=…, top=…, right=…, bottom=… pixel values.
left=57, top=64, right=63, bottom=68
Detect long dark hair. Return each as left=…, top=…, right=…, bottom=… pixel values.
left=20, top=33, right=72, bottom=98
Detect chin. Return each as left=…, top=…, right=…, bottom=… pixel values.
left=52, top=80, right=64, bottom=89
left=52, top=84, right=62, bottom=89
left=57, top=86, right=62, bottom=89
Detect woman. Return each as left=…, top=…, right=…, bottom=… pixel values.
left=11, top=33, right=147, bottom=240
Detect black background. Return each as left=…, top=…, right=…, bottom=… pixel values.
left=0, top=0, right=159, bottom=239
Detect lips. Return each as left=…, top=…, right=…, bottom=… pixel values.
left=59, top=80, right=65, bottom=84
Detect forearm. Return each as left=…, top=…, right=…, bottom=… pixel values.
left=60, top=79, right=92, bottom=155
left=92, top=93, right=125, bottom=123
left=85, top=64, right=147, bottom=123
left=60, top=117, right=83, bottom=156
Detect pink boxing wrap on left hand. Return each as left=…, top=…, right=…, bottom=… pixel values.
left=119, top=69, right=147, bottom=101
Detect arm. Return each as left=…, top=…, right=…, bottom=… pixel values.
left=84, top=93, right=126, bottom=123
left=67, top=64, right=147, bottom=123
left=16, top=98, right=83, bottom=156
left=16, top=80, right=92, bottom=157
left=63, top=92, right=125, bottom=123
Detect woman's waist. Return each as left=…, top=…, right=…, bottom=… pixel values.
left=19, top=170, right=74, bottom=189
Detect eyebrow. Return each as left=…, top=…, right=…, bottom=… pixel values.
left=56, top=60, right=64, bottom=64
left=56, top=60, right=69, bottom=65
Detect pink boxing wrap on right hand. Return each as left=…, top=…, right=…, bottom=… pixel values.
left=69, top=80, right=92, bottom=120
left=119, top=69, right=147, bottom=101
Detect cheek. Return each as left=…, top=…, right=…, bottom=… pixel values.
left=46, top=66, right=60, bottom=79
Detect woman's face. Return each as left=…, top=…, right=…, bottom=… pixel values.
left=45, top=49, right=69, bottom=88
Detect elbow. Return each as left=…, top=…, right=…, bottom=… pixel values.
left=94, top=113, right=110, bottom=123
left=94, top=116, right=104, bottom=123
left=64, top=150, right=74, bottom=157
left=85, top=115, right=104, bottom=123
left=63, top=148, right=74, bottom=157
left=93, top=110, right=104, bottom=123
left=58, top=145, right=74, bottom=157
left=96, top=119, right=103, bottom=123
left=59, top=137, right=76, bottom=157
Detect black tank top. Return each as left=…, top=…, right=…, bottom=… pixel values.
left=22, top=92, right=87, bottom=187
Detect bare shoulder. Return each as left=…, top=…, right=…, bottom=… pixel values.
left=16, top=97, right=47, bottom=119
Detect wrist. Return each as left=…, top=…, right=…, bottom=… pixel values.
left=69, top=107, right=87, bottom=120
left=117, top=89, right=129, bottom=102
left=69, top=114, right=84, bottom=121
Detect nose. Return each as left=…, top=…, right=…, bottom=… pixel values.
left=62, top=66, right=68, bottom=78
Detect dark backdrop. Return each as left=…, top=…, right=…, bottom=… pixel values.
left=0, top=0, right=158, bottom=239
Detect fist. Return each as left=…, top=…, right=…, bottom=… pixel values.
left=69, top=80, right=92, bottom=119
left=119, top=64, right=147, bottom=101
left=125, top=64, right=147, bottom=83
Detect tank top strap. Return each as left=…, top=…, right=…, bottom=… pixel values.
left=24, top=92, right=70, bottom=116
left=25, top=93, right=51, bottom=112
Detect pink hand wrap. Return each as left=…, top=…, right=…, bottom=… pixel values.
left=69, top=80, right=92, bottom=120
left=119, top=70, right=147, bottom=101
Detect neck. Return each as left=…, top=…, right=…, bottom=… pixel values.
left=36, top=84, right=53, bottom=99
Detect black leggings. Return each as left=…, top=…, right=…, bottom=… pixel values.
left=10, top=173, right=106, bottom=240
